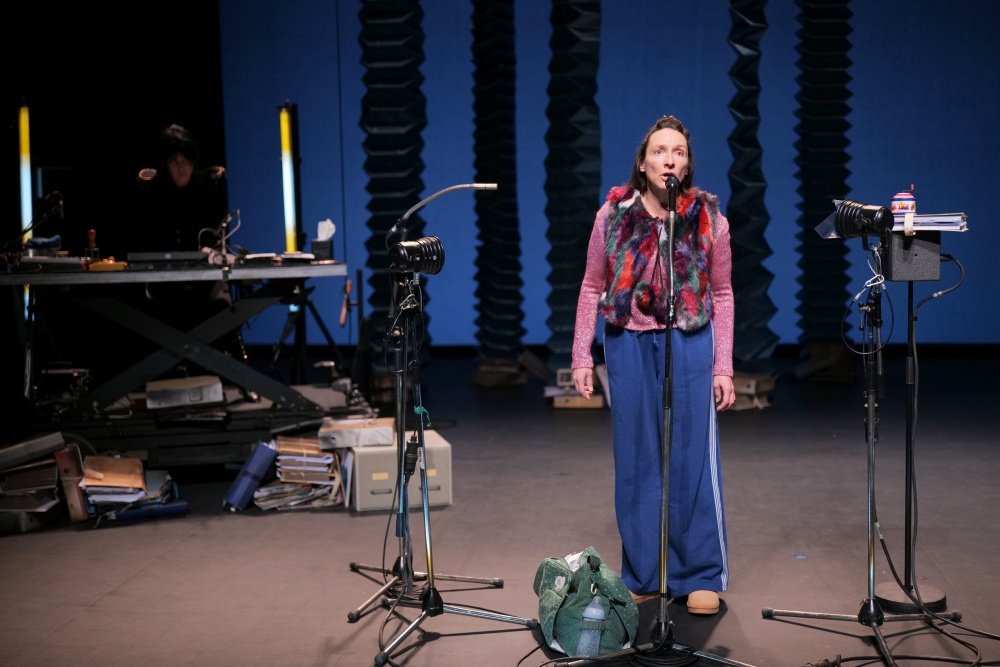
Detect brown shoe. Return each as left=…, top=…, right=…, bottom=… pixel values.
left=686, top=590, right=720, bottom=615
left=629, top=590, right=659, bottom=605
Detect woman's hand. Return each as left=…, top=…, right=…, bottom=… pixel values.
left=714, top=375, right=736, bottom=411
left=572, top=367, right=594, bottom=399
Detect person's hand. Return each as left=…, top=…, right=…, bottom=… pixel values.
left=714, top=375, right=736, bottom=412
left=207, top=165, right=226, bottom=181
left=572, top=367, right=594, bottom=399
left=138, top=167, right=157, bottom=181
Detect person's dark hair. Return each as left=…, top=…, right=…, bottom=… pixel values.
left=628, top=115, right=694, bottom=193
left=158, top=124, right=200, bottom=166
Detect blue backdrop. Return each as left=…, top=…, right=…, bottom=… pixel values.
left=218, top=0, right=1000, bottom=348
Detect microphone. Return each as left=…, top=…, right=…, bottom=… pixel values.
left=665, top=176, right=679, bottom=213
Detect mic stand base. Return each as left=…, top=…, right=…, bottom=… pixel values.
left=874, top=581, right=948, bottom=614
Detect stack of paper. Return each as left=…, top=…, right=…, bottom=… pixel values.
left=252, top=481, right=336, bottom=511
left=892, top=212, right=968, bottom=233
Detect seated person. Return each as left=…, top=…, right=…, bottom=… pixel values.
left=134, top=124, right=257, bottom=401
left=135, top=123, right=228, bottom=252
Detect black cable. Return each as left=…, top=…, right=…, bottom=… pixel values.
left=840, top=246, right=894, bottom=357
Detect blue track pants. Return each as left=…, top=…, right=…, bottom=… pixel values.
left=604, top=324, right=728, bottom=596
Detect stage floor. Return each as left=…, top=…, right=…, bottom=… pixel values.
left=1, top=348, right=998, bottom=666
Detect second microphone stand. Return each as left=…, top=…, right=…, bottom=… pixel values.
left=346, top=185, right=536, bottom=665
left=762, top=238, right=960, bottom=666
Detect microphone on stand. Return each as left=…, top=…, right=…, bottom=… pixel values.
left=665, top=176, right=679, bottom=213
left=664, top=176, right=681, bottom=328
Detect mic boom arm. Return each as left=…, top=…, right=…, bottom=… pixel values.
left=388, top=182, right=498, bottom=238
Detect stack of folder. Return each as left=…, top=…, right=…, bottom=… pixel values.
left=251, top=436, right=343, bottom=510
left=81, top=455, right=147, bottom=505
left=0, top=433, right=66, bottom=529
left=82, top=456, right=188, bottom=525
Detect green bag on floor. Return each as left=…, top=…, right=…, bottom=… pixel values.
left=532, top=546, right=639, bottom=656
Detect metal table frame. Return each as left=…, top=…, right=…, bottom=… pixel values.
left=2, top=262, right=347, bottom=417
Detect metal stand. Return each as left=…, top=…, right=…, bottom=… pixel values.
left=346, top=270, right=536, bottom=666
left=762, top=240, right=959, bottom=666
left=874, top=281, right=947, bottom=613
left=270, top=281, right=345, bottom=383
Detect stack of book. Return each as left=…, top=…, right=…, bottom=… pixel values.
left=250, top=436, right=342, bottom=511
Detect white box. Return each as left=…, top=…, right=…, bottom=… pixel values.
left=351, top=429, right=452, bottom=512
left=319, top=417, right=394, bottom=449
left=145, top=375, right=223, bottom=409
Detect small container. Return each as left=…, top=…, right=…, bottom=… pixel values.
left=890, top=188, right=917, bottom=216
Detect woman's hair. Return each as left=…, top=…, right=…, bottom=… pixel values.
left=628, top=115, right=694, bottom=193
left=158, top=124, right=200, bottom=166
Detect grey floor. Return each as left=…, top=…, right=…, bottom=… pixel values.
left=2, top=349, right=999, bottom=667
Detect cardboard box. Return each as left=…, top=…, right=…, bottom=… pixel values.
left=351, top=429, right=452, bottom=512
left=319, top=417, right=394, bottom=449
left=732, top=372, right=776, bottom=396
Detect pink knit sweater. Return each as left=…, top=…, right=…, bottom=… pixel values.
left=571, top=191, right=734, bottom=377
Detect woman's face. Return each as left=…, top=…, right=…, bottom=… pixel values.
left=166, top=153, right=194, bottom=188
left=639, top=127, right=689, bottom=198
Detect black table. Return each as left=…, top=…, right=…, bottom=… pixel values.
left=2, top=262, right=348, bottom=416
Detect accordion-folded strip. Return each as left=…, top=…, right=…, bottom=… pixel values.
left=224, top=441, right=277, bottom=511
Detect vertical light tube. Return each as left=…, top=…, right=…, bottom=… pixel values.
left=279, top=104, right=298, bottom=252
left=19, top=104, right=33, bottom=323
left=19, top=104, right=33, bottom=241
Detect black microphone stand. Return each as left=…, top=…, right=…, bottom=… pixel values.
left=345, top=184, right=536, bottom=666
left=652, top=178, right=680, bottom=648
left=585, top=180, right=754, bottom=667
left=873, top=279, right=947, bottom=613
left=762, top=238, right=960, bottom=666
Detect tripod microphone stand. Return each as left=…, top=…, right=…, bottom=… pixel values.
left=762, top=234, right=960, bottom=666
left=346, top=185, right=536, bottom=666
left=270, top=282, right=345, bottom=384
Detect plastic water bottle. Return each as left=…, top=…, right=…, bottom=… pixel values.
left=575, top=595, right=605, bottom=657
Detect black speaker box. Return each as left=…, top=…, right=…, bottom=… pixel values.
left=884, top=231, right=941, bottom=282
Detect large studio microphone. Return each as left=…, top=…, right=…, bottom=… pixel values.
left=389, top=182, right=498, bottom=236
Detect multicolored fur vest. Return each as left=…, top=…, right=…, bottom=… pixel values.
left=599, top=185, right=719, bottom=332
